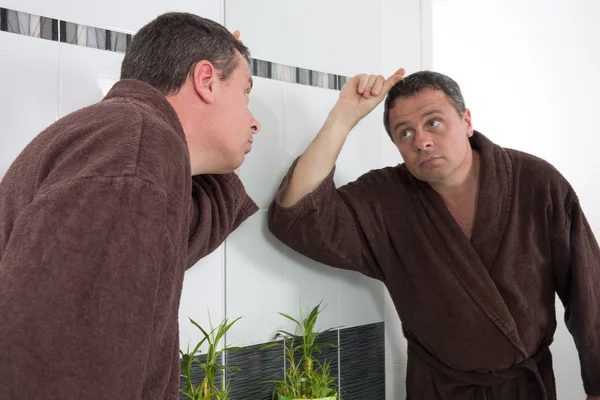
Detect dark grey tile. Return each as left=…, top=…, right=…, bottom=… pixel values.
left=52, top=19, right=58, bottom=41
left=316, top=329, right=339, bottom=383
left=104, top=29, right=111, bottom=51
left=0, top=8, right=7, bottom=32
left=59, top=20, right=66, bottom=42
left=339, top=322, right=385, bottom=400
left=227, top=340, right=284, bottom=400
left=179, top=353, right=224, bottom=400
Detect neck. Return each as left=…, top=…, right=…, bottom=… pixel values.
left=431, top=148, right=480, bottom=206
left=166, top=94, right=213, bottom=176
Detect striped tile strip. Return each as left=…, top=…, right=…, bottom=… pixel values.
left=0, top=8, right=58, bottom=41
left=0, top=7, right=129, bottom=54
left=0, top=6, right=350, bottom=90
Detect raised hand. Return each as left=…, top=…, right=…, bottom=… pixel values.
left=331, top=68, right=405, bottom=129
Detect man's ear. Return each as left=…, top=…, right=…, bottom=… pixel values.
left=192, top=61, right=217, bottom=104
left=463, top=108, right=473, bottom=137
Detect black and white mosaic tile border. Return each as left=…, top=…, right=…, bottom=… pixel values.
left=251, top=59, right=348, bottom=90
left=0, top=7, right=131, bottom=51
left=0, top=6, right=349, bottom=90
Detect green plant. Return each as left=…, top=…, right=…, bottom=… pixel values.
left=262, top=301, right=339, bottom=399
left=180, top=314, right=242, bottom=400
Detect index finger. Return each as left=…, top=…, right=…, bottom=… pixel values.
left=233, top=30, right=243, bottom=44
left=382, top=68, right=406, bottom=95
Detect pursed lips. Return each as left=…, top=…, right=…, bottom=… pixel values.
left=420, top=156, right=440, bottom=166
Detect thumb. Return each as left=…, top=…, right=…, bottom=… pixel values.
left=382, top=68, right=406, bottom=95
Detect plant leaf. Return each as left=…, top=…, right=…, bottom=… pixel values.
left=277, top=312, right=301, bottom=326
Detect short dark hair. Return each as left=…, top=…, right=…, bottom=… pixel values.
left=383, top=71, right=465, bottom=137
left=121, top=12, right=250, bottom=95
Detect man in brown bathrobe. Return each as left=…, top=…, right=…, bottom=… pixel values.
left=0, top=13, right=259, bottom=400
left=268, top=69, right=600, bottom=399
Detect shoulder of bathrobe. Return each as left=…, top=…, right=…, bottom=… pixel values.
left=504, top=146, right=577, bottom=214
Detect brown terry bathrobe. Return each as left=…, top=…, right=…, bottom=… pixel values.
left=0, top=79, right=258, bottom=399
left=268, top=131, right=600, bottom=399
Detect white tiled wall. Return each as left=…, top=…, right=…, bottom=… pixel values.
left=225, top=1, right=398, bottom=349
left=229, top=82, right=387, bottom=347
left=0, top=32, right=59, bottom=178
left=238, top=78, right=286, bottom=208
left=225, top=0, right=383, bottom=77
left=58, top=43, right=123, bottom=117
left=225, top=211, right=340, bottom=347
left=179, top=245, right=225, bottom=351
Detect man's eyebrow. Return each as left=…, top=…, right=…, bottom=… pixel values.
left=391, top=108, right=444, bottom=131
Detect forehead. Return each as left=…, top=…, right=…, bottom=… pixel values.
left=232, top=52, right=251, bottom=80
left=389, top=88, right=454, bottom=120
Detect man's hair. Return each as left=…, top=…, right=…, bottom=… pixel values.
left=121, top=12, right=250, bottom=96
left=383, top=71, right=465, bottom=137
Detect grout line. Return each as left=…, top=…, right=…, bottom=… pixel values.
left=221, top=0, right=226, bottom=29
left=336, top=268, right=341, bottom=396
left=222, top=241, right=228, bottom=388
left=57, top=39, right=62, bottom=120
left=337, top=328, right=341, bottom=397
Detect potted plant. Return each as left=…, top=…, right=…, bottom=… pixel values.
left=263, top=302, right=339, bottom=400
left=180, top=314, right=242, bottom=400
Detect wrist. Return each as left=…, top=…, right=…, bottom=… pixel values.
left=327, top=105, right=360, bottom=133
